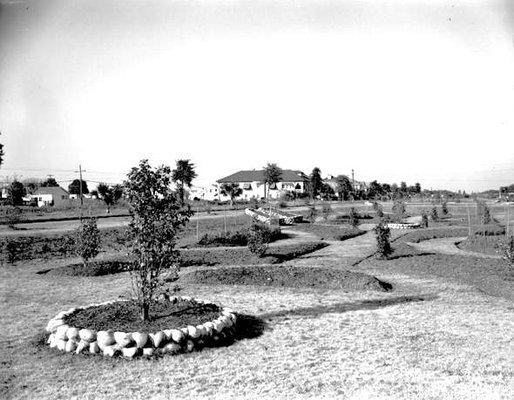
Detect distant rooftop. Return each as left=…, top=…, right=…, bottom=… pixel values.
left=217, top=169, right=308, bottom=183
left=34, top=186, right=69, bottom=196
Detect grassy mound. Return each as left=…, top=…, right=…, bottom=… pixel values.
left=42, top=258, right=132, bottom=277
left=181, top=265, right=392, bottom=292
left=65, top=298, right=222, bottom=332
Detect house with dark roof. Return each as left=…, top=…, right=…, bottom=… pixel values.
left=217, top=169, right=308, bottom=200
left=31, top=186, right=70, bottom=207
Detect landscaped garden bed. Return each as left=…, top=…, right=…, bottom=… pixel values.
left=45, top=296, right=238, bottom=358
left=181, top=265, right=392, bottom=291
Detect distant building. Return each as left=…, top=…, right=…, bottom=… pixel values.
left=188, top=185, right=220, bottom=202
left=217, top=169, right=308, bottom=200
left=31, top=186, right=70, bottom=207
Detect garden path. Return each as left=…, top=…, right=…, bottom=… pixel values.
left=407, top=237, right=502, bottom=260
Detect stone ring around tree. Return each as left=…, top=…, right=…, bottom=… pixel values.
left=45, top=296, right=238, bottom=358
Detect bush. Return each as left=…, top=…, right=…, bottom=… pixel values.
left=198, top=230, right=249, bottom=247
left=278, top=201, right=287, bottom=209
left=333, top=228, right=365, bottom=241
left=441, top=201, right=449, bottom=216
left=392, top=200, right=406, bottom=221
left=430, top=206, right=439, bottom=221
left=481, top=204, right=492, bottom=225
left=421, top=210, right=429, bottom=228
left=374, top=222, right=392, bottom=259
left=308, top=205, right=317, bottom=222
left=248, top=226, right=268, bottom=257
left=321, top=203, right=332, bottom=221
left=5, top=206, right=22, bottom=229
left=348, top=207, right=359, bottom=228
left=76, top=218, right=101, bottom=266
left=499, top=236, right=514, bottom=266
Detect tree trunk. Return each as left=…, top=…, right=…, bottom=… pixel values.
left=141, top=303, right=149, bottom=321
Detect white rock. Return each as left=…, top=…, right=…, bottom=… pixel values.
left=114, top=332, right=132, bottom=348
left=65, top=339, right=78, bottom=353
left=164, top=342, right=181, bottom=355
left=222, top=308, right=234, bottom=315
left=45, top=319, right=65, bottom=333
left=187, top=326, right=199, bottom=339
left=221, top=315, right=232, bottom=327
left=56, top=339, right=67, bottom=351
left=97, top=330, right=116, bottom=347
left=149, top=331, right=165, bottom=348
left=122, top=347, right=138, bottom=358
left=65, top=308, right=77, bottom=316
left=181, top=296, right=192, bottom=301
left=49, top=336, right=58, bottom=349
left=180, top=327, right=189, bottom=336
left=47, top=334, right=55, bottom=345
left=75, top=341, right=88, bottom=354
left=66, top=327, right=80, bottom=340
left=195, top=325, right=206, bottom=337
left=55, top=311, right=67, bottom=320
left=185, top=340, right=194, bottom=352
left=213, top=321, right=224, bottom=333
left=89, top=341, right=100, bottom=354
left=142, top=348, right=154, bottom=357
left=55, top=325, right=70, bottom=340
left=79, top=329, right=95, bottom=343
left=132, top=332, right=148, bottom=348
left=171, top=329, right=185, bottom=343
left=103, top=345, right=118, bottom=357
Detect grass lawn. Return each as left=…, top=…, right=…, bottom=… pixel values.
left=2, top=243, right=514, bottom=399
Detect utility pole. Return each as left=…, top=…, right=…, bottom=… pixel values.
left=351, top=169, right=355, bottom=185
left=74, top=164, right=86, bottom=213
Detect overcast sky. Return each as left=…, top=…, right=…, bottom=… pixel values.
left=0, top=0, right=513, bottom=191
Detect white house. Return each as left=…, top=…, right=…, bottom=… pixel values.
left=217, top=169, right=309, bottom=200
left=188, top=184, right=220, bottom=202
left=31, top=186, right=70, bottom=207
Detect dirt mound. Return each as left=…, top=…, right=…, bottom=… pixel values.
left=181, top=265, right=392, bottom=292
left=65, top=298, right=222, bottom=332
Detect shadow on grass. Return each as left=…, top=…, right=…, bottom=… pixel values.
left=259, top=294, right=438, bottom=320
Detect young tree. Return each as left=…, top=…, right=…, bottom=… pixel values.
left=481, top=203, right=491, bottom=225
left=220, top=183, right=243, bottom=207
left=7, top=181, right=26, bottom=206
left=41, top=177, right=59, bottom=187
left=263, top=163, right=282, bottom=199
left=248, top=224, right=268, bottom=257
left=321, top=202, right=332, bottom=221
left=68, top=179, right=89, bottom=195
left=414, top=182, right=421, bottom=194
left=0, top=132, right=4, bottom=167
left=400, top=181, right=408, bottom=194
left=441, top=200, right=449, bottom=216
left=348, top=207, right=359, bottom=228
left=309, top=167, right=323, bottom=199
left=97, top=183, right=124, bottom=213
left=335, top=175, right=352, bottom=201
left=22, top=178, right=40, bottom=195
left=367, top=180, right=383, bottom=199
left=320, top=183, right=335, bottom=200
left=421, top=210, right=429, bottom=228
left=172, top=159, right=197, bottom=205
left=392, top=199, right=406, bottom=221
left=125, top=159, right=193, bottom=321
left=76, top=218, right=101, bottom=266
left=5, top=206, right=22, bottom=229
left=374, top=222, right=392, bottom=259
left=430, top=205, right=439, bottom=221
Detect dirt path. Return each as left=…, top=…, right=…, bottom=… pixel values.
left=407, top=237, right=502, bottom=260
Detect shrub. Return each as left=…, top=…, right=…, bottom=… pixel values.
left=198, top=229, right=249, bottom=247
left=430, top=206, right=439, bottom=221
left=278, top=200, right=287, bottom=209
left=0, top=238, right=18, bottom=264
left=374, top=222, right=392, bottom=259
left=321, top=203, right=332, bottom=221
left=392, top=199, right=406, bottom=222
left=499, top=236, right=514, bottom=267
left=76, top=217, right=101, bottom=266
left=348, top=207, right=359, bottom=228
left=420, top=210, right=429, bottom=228
left=248, top=226, right=268, bottom=257
left=308, top=205, right=317, bottom=222
left=481, top=204, right=492, bottom=225
left=5, top=206, right=22, bottom=229
left=441, top=201, right=449, bottom=216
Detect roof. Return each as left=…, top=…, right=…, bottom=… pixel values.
left=217, top=169, right=308, bottom=183
left=34, top=186, right=69, bottom=196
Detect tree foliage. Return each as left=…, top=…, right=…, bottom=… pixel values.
left=76, top=218, right=101, bottom=266
left=421, top=210, right=429, bottom=228
left=309, top=167, right=323, bottom=199
left=97, top=183, right=123, bottom=212
left=68, top=179, right=89, bottom=195
left=220, top=182, right=243, bottom=206
left=263, top=163, right=282, bottom=198
left=125, top=159, right=193, bottom=321
left=7, top=181, right=26, bottom=206
left=374, top=222, right=392, bottom=259
left=348, top=207, right=359, bottom=228
left=172, top=159, right=197, bottom=204
left=41, top=177, right=59, bottom=187
left=335, top=175, right=352, bottom=201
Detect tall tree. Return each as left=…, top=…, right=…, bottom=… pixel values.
left=68, top=179, right=89, bottom=195
left=335, top=175, right=352, bottom=201
left=220, top=183, right=243, bottom=206
left=22, top=178, right=41, bottom=195
left=309, top=167, right=323, bottom=199
left=125, top=159, right=193, bottom=321
left=0, top=131, right=4, bottom=167
left=263, top=163, right=282, bottom=199
left=400, top=181, right=408, bottom=194
left=172, top=159, right=197, bottom=204
left=41, top=177, right=59, bottom=187
left=7, top=181, right=26, bottom=206
left=414, top=182, right=421, bottom=194
left=367, top=180, right=383, bottom=199
left=97, top=183, right=124, bottom=213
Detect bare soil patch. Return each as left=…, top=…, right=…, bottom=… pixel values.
left=65, top=298, right=222, bottom=332
left=180, top=265, right=392, bottom=292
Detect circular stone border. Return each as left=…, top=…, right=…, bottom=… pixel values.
left=45, top=296, right=237, bottom=358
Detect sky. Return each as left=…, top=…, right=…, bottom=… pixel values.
left=0, top=0, right=513, bottom=192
